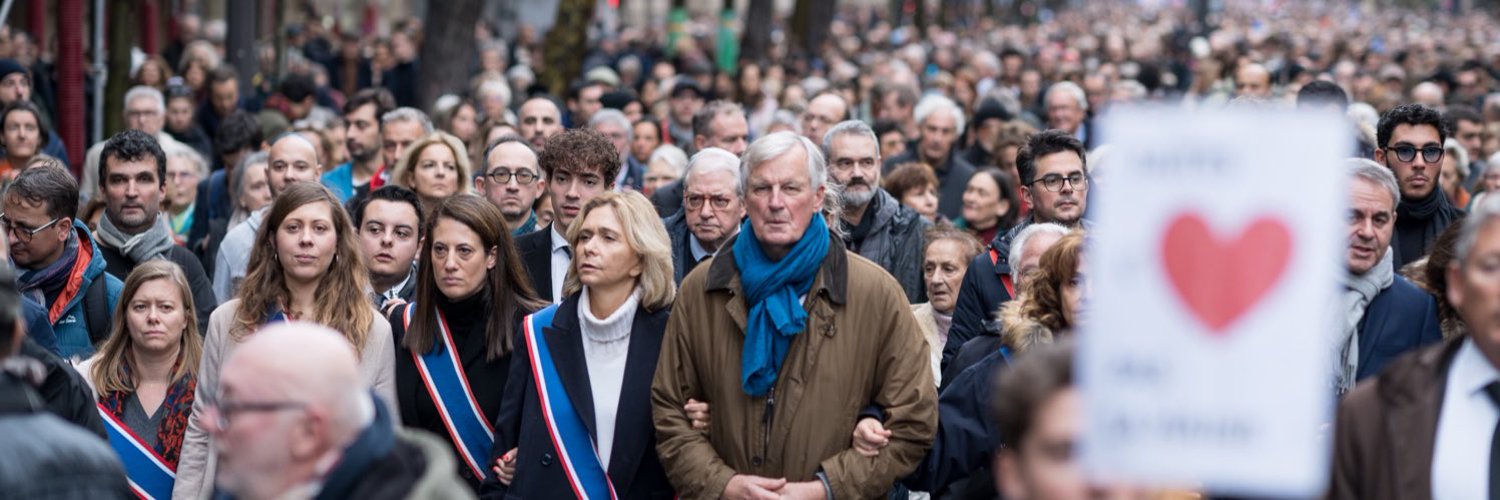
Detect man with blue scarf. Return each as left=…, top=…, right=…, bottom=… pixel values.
left=653, top=132, right=937, bottom=499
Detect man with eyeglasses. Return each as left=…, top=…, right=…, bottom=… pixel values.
left=514, top=129, right=621, bottom=302
left=825, top=120, right=928, bottom=303
left=946, top=130, right=1089, bottom=372
left=1377, top=104, right=1466, bottom=268
left=663, top=147, right=745, bottom=284
left=882, top=94, right=976, bottom=221
left=3, top=165, right=124, bottom=358
left=476, top=136, right=547, bottom=236
left=204, top=322, right=470, bottom=499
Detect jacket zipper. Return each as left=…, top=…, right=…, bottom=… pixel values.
left=762, top=386, right=776, bottom=468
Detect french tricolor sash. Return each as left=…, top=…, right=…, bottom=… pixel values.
left=98, top=403, right=175, bottom=500
left=404, top=304, right=495, bottom=479
left=524, top=305, right=618, bottom=500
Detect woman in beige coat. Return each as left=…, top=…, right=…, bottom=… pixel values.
left=172, top=183, right=397, bottom=500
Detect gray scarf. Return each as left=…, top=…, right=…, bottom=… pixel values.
left=1337, top=250, right=1393, bottom=393
left=95, top=213, right=176, bottom=264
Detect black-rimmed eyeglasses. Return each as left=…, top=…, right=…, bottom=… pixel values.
left=1388, top=144, right=1444, bottom=163
left=1029, top=172, right=1089, bottom=192
left=484, top=168, right=540, bottom=185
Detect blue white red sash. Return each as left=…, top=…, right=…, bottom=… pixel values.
left=404, top=304, right=495, bottom=479
left=524, top=305, right=618, bottom=500
left=98, top=402, right=175, bottom=500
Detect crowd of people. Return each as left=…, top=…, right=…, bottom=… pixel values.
left=0, top=1, right=1498, bottom=499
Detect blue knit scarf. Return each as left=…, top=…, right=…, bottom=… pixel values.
left=734, top=213, right=830, bottom=397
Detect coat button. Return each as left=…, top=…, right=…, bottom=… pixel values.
left=541, top=453, right=554, bottom=466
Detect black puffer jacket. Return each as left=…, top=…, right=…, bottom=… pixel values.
left=848, top=189, right=930, bottom=303
left=0, top=367, right=130, bottom=499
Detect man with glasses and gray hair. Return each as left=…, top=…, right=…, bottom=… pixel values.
left=475, top=135, right=546, bottom=235
left=663, top=147, right=745, bottom=283
left=825, top=119, right=928, bottom=303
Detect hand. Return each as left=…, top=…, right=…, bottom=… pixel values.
left=723, top=474, right=786, bottom=500
left=685, top=398, right=711, bottom=430
left=490, top=448, right=517, bottom=485
left=382, top=298, right=408, bottom=317
left=778, top=480, right=828, bottom=499
left=852, top=417, right=891, bottom=457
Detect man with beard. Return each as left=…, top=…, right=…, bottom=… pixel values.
left=475, top=136, right=547, bottom=235
left=93, top=130, right=217, bottom=333
left=321, top=88, right=395, bottom=202
left=825, top=120, right=928, bottom=302
left=1376, top=104, right=1465, bottom=267
left=946, top=130, right=1088, bottom=371
left=883, top=95, right=976, bottom=220
left=662, top=147, right=744, bottom=283
left=513, top=129, right=619, bottom=302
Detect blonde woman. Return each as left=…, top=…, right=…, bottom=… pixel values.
left=390, top=131, right=475, bottom=211
left=79, top=261, right=204, bottom=499
left=482, top=191, right=677, bottom=498
left=172, top=183, right=397, bottom=499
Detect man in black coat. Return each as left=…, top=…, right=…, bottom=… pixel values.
left=516, top=129, right=623, bottom=302
left=827, top=120, right=929, bottom=303
left=1376, top=104, right=1465, bottom=267
left=946, top=131, right=1089, bottom=372
left=883, top=94, right=976, bottom=220
left=92, top=130, right=217, bottom=332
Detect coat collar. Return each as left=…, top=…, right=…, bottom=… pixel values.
left=704, top=229, right=849, bottom=307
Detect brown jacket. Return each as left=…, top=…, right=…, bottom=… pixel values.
left=1329, top=336, right=1464, bottom=500
left=652, top=233, right=938, bottom=499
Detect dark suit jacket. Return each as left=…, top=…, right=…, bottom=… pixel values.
left=1331, top=336, right=1464, bottom=500
left=649, top=180, right=685, bottom=217
left=515, top=225, right=557, bottom=302
left=1355, top=275, right=1444, bottom=380
left=478, top=294, right=674, bottom=499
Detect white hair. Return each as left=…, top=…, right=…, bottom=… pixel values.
left=1008, top=223, right=1072, bottom=278
left=1457, top=190, right=1500, bottom=264
left=913, top=94, right=967, bottom=136
left=822, top=120, right=879, bottom=160
left=382, top=107, right=434, bottom=133
left=589, top=109, right=633, bottom=140
left=1044, top=81, right=1089, bottom=113
left=650, top=144, right=690, bottom=178
left=164, top=142, right=209, bottom=178
left=683, top=147, right=739, bottom=193
left=1347, top=157, right=1401, bottom=206
left=124, top=85, right=165, bottom=114
left=477, top=79, right=512, bottom=110
left=741, top=132, right=842, bottom=237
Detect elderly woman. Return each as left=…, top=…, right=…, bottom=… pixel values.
left=391, top=131, right=475, bottom=210
left=643, top=144, right=687, bottom=196
left=78, top=261, right=204, bottom=499
left=164, top=144, right=208, bottom=245
left=389, top=194, right=544, bottom=489
left=910, top=227, right=983, bottom=384
left=482, top=191, right=676, bottom=498
left=174, top=183, right=397, bottom=499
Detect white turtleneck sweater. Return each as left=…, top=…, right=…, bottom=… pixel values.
left=578, top=286, right=640, bottom=468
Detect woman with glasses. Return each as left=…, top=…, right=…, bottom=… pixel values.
left=390, top=131, right=475, bottom=212
left=388, top=194, right=543, bottom=490
left=481, top=191, right=676, bottom=498
left=78, top=261, right=203, bottom=500
left=173, top=183, right=397, bottom=499
left=956, top=168, right=1021, bottom=244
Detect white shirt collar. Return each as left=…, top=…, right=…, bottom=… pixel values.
left=1450, top=337, right=1500, bottom=401
left=550, top=223, right=569, bottom=253
left=380, top=267, right=414, bottom=300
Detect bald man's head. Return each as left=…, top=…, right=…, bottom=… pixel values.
left=211, top=323, right=372, bottom=499
left=268, top=133, right=323, bottom=196
left=1235, top=63, right=1272, bottom=98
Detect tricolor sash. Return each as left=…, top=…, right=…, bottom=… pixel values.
left=98, top=403, right=175, bottom=500
left=524, top=305, right=618, bottom=500
left=404, top=304, right=495, bottom=479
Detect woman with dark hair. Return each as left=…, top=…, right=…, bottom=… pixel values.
left=481, top=191, right=677, bottom=498
left=78, top=261, right=204, bottom=499
left=956, top=167, right=1021, bottom=244
left=0, top=100, right=50, bottom=179
left=173, top=182, right=396, bottom=499
left=884, top=161, right=942, bottom=223
left=389, top=193, right=544, bottom=490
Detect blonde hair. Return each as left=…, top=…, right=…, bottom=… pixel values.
left=233, top=183, right=374, bottom=354
left=91, top=260, right=204, bottom=395
left=390, top=131, right=474, bottom=200
left=561, top=191, right=676, bottom=311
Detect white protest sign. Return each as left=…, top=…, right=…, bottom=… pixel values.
left=1079, top=108, right=1345, bottom=497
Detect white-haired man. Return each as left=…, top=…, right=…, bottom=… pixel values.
left=1044, top=81, right=1093, bottom=148
left=653, top=132, right=937, bottom=499
left=662, top=147, right=745, bottom=283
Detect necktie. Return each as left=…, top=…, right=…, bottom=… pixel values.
left=1485, top=381, right=1500, bottom=500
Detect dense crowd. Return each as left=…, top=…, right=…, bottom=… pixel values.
left=0, top=1, right=1499, bottom=499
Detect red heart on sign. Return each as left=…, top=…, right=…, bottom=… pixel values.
left=1161, top=213, right=1292, bottom=334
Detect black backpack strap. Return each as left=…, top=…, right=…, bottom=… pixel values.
left=84, top=278, right=110, bottom=348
